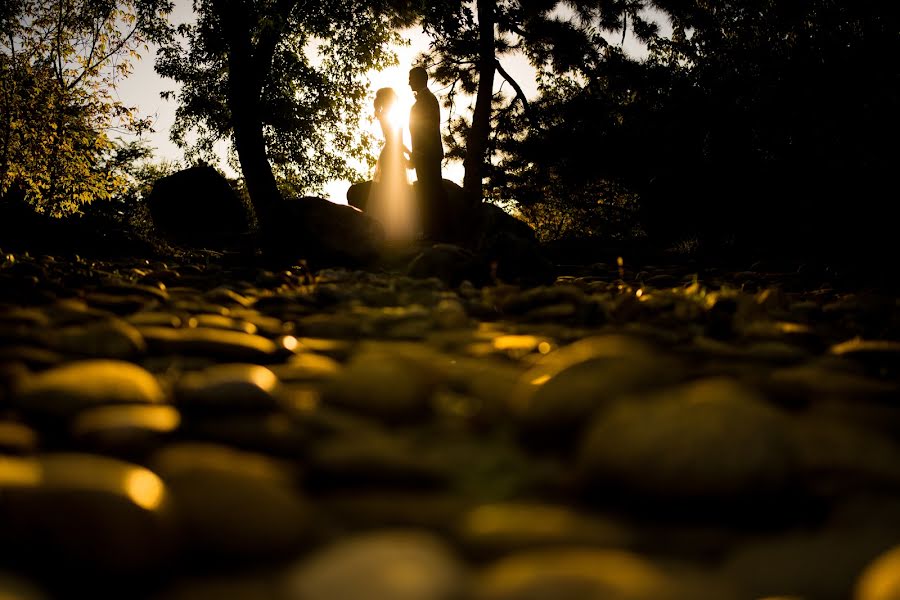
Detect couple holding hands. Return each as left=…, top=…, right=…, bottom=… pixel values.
left=369, top=66, right=447, bottom=241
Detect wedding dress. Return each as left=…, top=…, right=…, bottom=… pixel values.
left=368, top=92, right=416, bottom=241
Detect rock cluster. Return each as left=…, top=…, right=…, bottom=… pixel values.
left=1, top=251, right=899, bottom=599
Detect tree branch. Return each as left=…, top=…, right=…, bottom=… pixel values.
left=495, top=59, right=530, bottom=117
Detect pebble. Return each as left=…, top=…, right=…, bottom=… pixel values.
left=149, top=443, right=311, bottom=559
left=856, top=544, right=900, bottom=600
left=578, top=377, right=795, bottom=507
left=0, top=453, right=176, bottom=572
left=138, top=326, right=280, bottom=362
left=474, top=548, right=736, bottom=600
left=2, top=254, right=899, bottom=599
left=50, top=318, right=147, bottom=358
left=321, top=351, right=439, bottom=421
left=455, top=502, right=634, bottom=557
left=282, top=530, right=467, bottom=600
left=175, top=363, right=282, bottom=413
left=13, top=360, right=166, bottom=420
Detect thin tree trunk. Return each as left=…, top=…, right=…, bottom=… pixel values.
left=214, top=0, right=283, bottom=235
left=463, top=0, right=495, bottom=205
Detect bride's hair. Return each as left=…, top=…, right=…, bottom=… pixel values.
left=374, top=87, right=398, bottom=115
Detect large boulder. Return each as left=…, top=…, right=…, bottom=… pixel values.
left=274, top=196, right=385, bottom=267
left=349, top=178, right=556, bottom=285
left=147, top=165, right=251, bottom=245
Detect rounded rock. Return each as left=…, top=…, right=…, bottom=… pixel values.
left=149, top=443, right=311, bottom=559
left=856, top=544, right=900, bottom=600
left=321, top=351, right=438, bottom=421
left=474, top=548, right=735, bottom=600
left=13, top=360, right=166, bottom=420
left=578, top=377, right=795, bottom=505
left=282, top=530, right=467, bottom=600
left=175, top=364, right=282, bottom=413
left=0, top=453, right=175, bottom=572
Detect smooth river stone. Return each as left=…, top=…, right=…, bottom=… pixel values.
left=282, top=530, right=468, bottom=600
left=723, top=526, right=900, bottom=600
left=70, top=404, right=181, bottom=459
left=321, top=351, right=439, bottom=421
left=432, top=298, right=470, bottom=329
left=0, top=453, right=175, bottom=572
left=187, top=314, right=258, bottom=335
left=0, top=307, right=49, bottom=328
left=830, top=338, right=900, bottom=377
left=125, top=312, right=184, bottom=328
left=473, top=548, right=738, bottom=600
left=509, top=334, right=681, bottom=437
left=149, top=443, right=311, bottom=559
left=175, top=364, right=282, bottom=412
left=0, top=421, right=38, bottom=454
left=578, top=377, right=795, bottom=505
left=856, top=545, right=900, bottom=600
left=138, top=326, right=279, bottom=362
left=766, top=362, right=898, bottom=405
left=455, top=502, right=634, bottom=558
left=13, top=360, right=166, bottom=420
left=270, top=353, right=342, bottom=383
left=183, top=412, right=307, bottom=456
left=50, top=318, right=147, bottom=358
left=83, top=292, right=150, bottom=315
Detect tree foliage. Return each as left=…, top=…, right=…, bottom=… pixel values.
left=0, top=0, right=172, bottom=215
left=492, top=0, right=899, bottom=250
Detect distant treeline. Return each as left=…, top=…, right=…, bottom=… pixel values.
left=2, top=1, right=897, bottom=260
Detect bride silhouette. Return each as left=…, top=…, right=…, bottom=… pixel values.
left=368, top=87, right=417, bottom=241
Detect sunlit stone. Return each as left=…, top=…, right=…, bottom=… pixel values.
left=187, top=314, right=258, bottom=335
left=51, top=318, right=148, bottom=358
left=149, top=443, right=310, bottom=558
left=0, top=453, right=174, bottom=571
left=282, top=530, right=466, bottom=600
left=0, top=421, right=38, bottom=455
left=321, top=351, right=439, bottom=421
left=71, top=404, right=181, bottom=457
left=138, top=326, right=278, bottom=361
left=0, top=455, right=41, bottom=487
left=270, top=353, right=342, bottom=382
left=13, top=360, right=166, bottom=419
left=457, top=502, right=634, bottom=557
left=856, top=545, right=900, bottom=600
left=474, top=548, right=736, bottom=600
left=509, top=334, right=680, bottom=436
left=175, top=364, right=282, bottom=412
left=579, top=377, right=794, bottom=502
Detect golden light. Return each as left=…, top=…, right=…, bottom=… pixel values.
left=124, top=467, right=166, bottom=511
left=384, top=102, right=406, bottom=133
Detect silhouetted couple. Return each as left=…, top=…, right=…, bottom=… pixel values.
left=368, top=66, right=447, bottom=242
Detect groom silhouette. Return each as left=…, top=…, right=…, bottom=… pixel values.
left=408, top=66, right=447, bottom=240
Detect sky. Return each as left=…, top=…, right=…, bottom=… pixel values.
left=115, top=2, right=661, bottom=205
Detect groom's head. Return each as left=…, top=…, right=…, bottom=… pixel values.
left=408, top=67, right=428, bottom=92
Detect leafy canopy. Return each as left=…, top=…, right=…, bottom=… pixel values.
left=0, top=0, right=172, bottom=215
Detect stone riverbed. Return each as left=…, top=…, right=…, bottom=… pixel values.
left=1, top=250, right=899, bottom=599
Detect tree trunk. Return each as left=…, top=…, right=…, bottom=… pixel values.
left=214, top=0, right=283, bottom=236
left=462, top=0, right=495, bottom=205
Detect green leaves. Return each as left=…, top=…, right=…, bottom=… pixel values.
left=0, top=0, right=173, bottom=215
